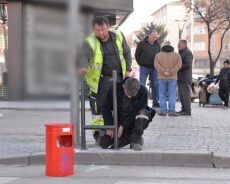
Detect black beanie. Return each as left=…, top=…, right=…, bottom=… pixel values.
left=224, top=59, right=229, bottom=65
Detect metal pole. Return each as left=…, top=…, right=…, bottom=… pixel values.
left=81, top=76, right=86, bottom=149
left=112, top=70, right=118, bottom=150
left=67, top=0, right=80, bottom=146
left=179, top=29, right=182, bottom=40
left=190, top=0, right=194, bottom=53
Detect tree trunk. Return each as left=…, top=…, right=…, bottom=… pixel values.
left=207, top=28, right=213, bottom=75
left=210, top=61, right=215, bottom=75
left=3, top=24, right=8, bottom=72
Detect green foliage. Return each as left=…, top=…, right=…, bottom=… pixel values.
left=134, top=22, right=168, bottom=45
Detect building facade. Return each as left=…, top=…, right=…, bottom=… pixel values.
left=0, top=0, right=133, bottom=100
left=186, top=13, right=230, bottom=74
left=151, top=0, right=230, bottom=75
left=151, top=1, right=187, bottom=49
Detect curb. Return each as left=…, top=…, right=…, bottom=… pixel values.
left=213, top=152, right=230, bottom=168
left=1, top=150, right=230, bottom=168
left=75, top=150, right=213, bottom=168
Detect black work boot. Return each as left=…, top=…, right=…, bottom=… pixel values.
left=130, top=142, right=143, bottom=151
left=179, top=111, right=191, bottom=116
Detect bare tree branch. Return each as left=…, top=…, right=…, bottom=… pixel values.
left=214, top=21, right=230, bottom=65
left=183, top=0, right=230, bottom=74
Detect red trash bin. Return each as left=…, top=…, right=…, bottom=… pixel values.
left=45, top=123, right=74, bottom=177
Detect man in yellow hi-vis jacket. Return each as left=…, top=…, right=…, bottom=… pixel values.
left=78, top=16, right=132, bottom=142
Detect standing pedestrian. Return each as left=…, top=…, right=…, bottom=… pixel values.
left=78, top=16, right=132, bottom=141
left=215, top=59, right=230, bottom=108
left=177, top=40, right=193, bottom=116
left=135, top=30, right=161, bottom=108
left=154, top=41, right=182, bottom=116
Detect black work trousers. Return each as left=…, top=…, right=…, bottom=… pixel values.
left=178, top=81, right=191, bottom=112
left=90, top=76, right=122, bottom=140
left=219, top=85, right=230, bottom=107
left=99, top=107, right=155, bottom=149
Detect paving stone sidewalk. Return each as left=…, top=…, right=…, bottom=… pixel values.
left=0, top=102, right=230, bottom=159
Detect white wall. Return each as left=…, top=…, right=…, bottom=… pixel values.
left=152, top=3, right=187, bottom=50
left=166, top=4, right=187, bottom=49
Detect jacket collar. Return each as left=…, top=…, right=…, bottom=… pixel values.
left=162, top=45, right=174, bottom=53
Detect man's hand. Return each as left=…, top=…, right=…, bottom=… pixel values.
left=125, top=71, right=131, bottom=77
left=106, top=129, right=114, bottom=139
left=164, top=71, right=170, bottom=76
left=118, top=125, right=124, bottom=138
left=78, top=68, right=87, bottom=76
left=164, top=70, right=170, bottom=76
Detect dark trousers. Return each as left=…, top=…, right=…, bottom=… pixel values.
left=97, top=77, right=114, bottom=109
left=99, top=107, right=155, bottom=149
left=178, top=81, right=191, bottom=112
left=99, top=118, right=149, bottom=149
left=219, top=85, right=230, bottom=107
left=90, top=76, right=121, bottom=139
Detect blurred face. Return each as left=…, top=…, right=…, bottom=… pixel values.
left=224, top=63, right=229, bottom=69
left=123, top=88, right=133, bottom=99
left=178, top=41, right=186, bottom=50
left=94, top=23, right=109, bottom=42
left=148, top=32, right=158, bottom=43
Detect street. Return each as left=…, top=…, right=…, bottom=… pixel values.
left=0, top=164, right=230, bottom=184
left=1, top=0, right=230, bottom=183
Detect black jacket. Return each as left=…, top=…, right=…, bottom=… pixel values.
left=135, top=37, right=161, bottom=68
left=102, top=79, right=148, bottom=130
left=178, top=47, right=193, bottom=83
left=216, top=67, right=230, bottom=87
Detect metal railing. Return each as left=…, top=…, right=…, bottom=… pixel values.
left=80, top=70, right=118, bottom=150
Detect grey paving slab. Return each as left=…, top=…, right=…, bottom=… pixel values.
left=0, top=102, right=230, bottom=167
left=0, top=101, right=91, bottom=110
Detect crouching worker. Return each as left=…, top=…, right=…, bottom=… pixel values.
left=99, top=77, right=156, bottom=150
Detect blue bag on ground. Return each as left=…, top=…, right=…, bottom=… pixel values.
left=208, top=94, right=223, bottom=105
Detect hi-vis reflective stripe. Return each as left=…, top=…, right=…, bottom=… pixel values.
left=89, top=63, right=102, bottom=71
left=92, top=114, right=103, bottom=119
left=121, top=58, right=126, bottom=64
left=135, top=114, right=149, bottom=120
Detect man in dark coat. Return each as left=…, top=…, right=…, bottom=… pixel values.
left=135, top=30, right=161, bottom=108
left=177, top=40, right=193, bottom=115
left=99, top=78, right=156, bottom=150
left=216, top=59, right=230, bottom=108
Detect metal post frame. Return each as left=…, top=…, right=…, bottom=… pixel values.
left=112, top=70, right=118, bottom=150
left=80, top=76, right=86, bottom=150
left=80, top=71, right=118, bottom=150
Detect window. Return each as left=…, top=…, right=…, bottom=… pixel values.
left=194, top=26, right=205, bottom=34
left=193, top=42, right=206, bottom=51
left=194, top=59, right=209, bottom=69
left=224, top=43, right=229, bottom=50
